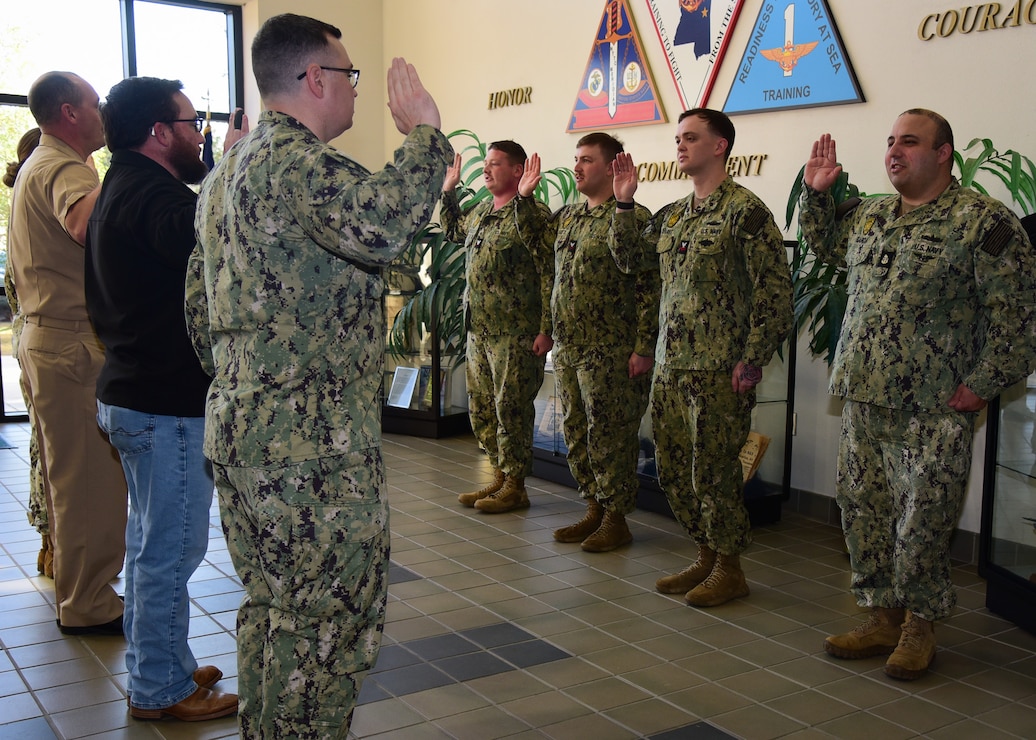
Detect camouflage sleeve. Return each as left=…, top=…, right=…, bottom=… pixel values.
left=609, top=202, right=663, bottom=275
left=798, top=183, right=849, bottom=267
left=631, top=203, right=659, bottom=357
left=440, top=188, right=469, bottom=244
left=4, top=269, right=17, bottom=317
left=964, top=214, right=1036, bottom=399
left=184, top=242, right=214, bottom=377
left=285, top=124, right=452, bottom=267
left=516, top=196, right=555, bottom=336
left=741, top=208, right=794, bottom=368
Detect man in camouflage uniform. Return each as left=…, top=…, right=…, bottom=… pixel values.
left=550, top=132, right=658, bottom=552
left=441, top=142, right=555, bottom=513
left=187, top=14, right=451, bottom=737
left=800, top=109, right=1036, bottom=680
left=611, top=109, right=793, bottom=607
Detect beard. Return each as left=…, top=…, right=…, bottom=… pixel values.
left=170, top=131, right=209, bottom=184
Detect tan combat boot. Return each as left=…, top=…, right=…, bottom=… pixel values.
left=37, top=533, right=49, bottom=575
left=580, top=510, right=632, bottom=552
left=553, top=499, right=604, bottom=543
left=474, top=476, right=530, bottom=513
left=684, top=553, right=750, bottom=607
left=824, top=607, right=904, bottom=659
left=42, top=533, right=54, bottom=578
left=884, top=612, right=936, bottom=680
left=655, top=545, right=716, bottom=594
left=458, top=469, right=505, bottom=507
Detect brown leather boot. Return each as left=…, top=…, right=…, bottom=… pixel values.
left=884, top=612, right=936, bottom=680
left=684, top=553, right=749, bottom=607
left=37, top=533, right=49, bottom=575
left=474, top=476, right=530, bottom=513
left=130, top=687, right=238, bottom=721
left=580, top=510, right=633, bottom=552
left=458, top=468, right=505, bottom=507
left=42, top=534, right=54, bottom=579
left=553, top=499, right=604, bottom=543
left=824, top=607, right=904, bottom=659
left=656, top=545, right=716, bottom=594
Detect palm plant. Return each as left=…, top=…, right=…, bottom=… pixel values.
left=786, top=139, right=1036, bottom=365
left=386, top=130, right=577, bottom=366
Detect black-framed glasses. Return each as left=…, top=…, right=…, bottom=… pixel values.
left=295, top=66, right=360, bottom=88
left=162, top=117, right=205, bottom=132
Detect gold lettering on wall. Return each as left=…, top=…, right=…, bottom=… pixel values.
left=634, top=154, right=768, bottom=181
left=487, top=87, right=533, bottom=110
left=919, top=1, right=1036, bottom=40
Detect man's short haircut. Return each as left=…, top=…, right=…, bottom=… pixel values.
left=488, top=140, right=528, bottom=167
left=901, top=108, right=955, bottom=152
left=101, top=77, right=184, bottom=151
left=576, top=132, right=624, bottom=162
left=28, top=72, right=83, bottom=127
left=252, top=13, right=342, bottom=97
left=679, top=108, right=736, bottom=161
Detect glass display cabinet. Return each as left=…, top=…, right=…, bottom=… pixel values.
left=980, top=371, right=1036, bottom=634
left=531, top=338, right=795, bottom=525
left=381, top=236, right=470, bottom=438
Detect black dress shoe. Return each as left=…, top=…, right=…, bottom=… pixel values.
left=57, top=615, right=124, bottom=636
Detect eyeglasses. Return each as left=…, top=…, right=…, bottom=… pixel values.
left=162, top=117, right=205, bottom=132
left=295, top=66, right=360, bottom=88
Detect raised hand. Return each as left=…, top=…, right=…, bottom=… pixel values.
left=387, top=57, right=441, bottom=135
left=443, top=153, right=462, bottom=192
left=224, top=109, right=249, bottom=152
left=612, top=152, right=639, bottom=202
left=518, top=153, right=542, bottom=198
left=803, top=133, right=843, bottom=193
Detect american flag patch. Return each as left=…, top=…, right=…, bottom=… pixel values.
left=981, top=220, right=1013, bottom=257
left=742, top=207, right=768, bottom=235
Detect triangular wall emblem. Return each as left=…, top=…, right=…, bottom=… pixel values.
left=722, top=0, right=864, bottom=115
left=567, top=0, right=667, bottom=132
left=644, top=0, right=746, bottom=111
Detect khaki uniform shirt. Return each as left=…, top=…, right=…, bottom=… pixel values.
left=187, top=112, right=451, bottom=466
left=799, top=179, right=1036, bottom=410
left=8, top=133, right=98, bottom=321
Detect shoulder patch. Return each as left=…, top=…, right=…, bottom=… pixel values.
left=742, top=206, right=768, bottom=235
left=982, top=220, right=1013, bottom=257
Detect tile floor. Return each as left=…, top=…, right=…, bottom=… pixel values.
left=1, top=422, right=1036, bottom=739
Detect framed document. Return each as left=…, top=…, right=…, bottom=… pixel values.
left=386, top=367, right=420, bottom=408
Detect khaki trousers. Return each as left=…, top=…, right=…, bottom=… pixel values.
left=19, top=318, right=127, bottom=627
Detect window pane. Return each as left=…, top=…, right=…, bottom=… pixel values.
left=134, top=1, right=233, bottom=114
left=0, top=106, right=39, bottom=417
left=1, top=0, right=123, bottom=99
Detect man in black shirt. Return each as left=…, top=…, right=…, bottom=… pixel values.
left=85, top=76, right=243, bottom=722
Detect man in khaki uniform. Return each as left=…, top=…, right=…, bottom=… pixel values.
left=8, top=71, right=127, bottom=634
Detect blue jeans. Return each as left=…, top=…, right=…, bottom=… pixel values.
left=97, top=402, right=213, bottom=709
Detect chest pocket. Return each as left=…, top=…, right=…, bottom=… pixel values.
left=891, top=249, right=963, bottom=307
left=844, top=240, right=876, bottom=297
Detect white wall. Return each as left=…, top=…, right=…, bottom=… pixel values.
left=242, top=0, right=386, bottom=171
left=243, top=0, right=1036, bottom=532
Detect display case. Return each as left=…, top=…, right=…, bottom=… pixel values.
left=381, top=236, right=470, bottom=438
left=532, top=338, right=795, bottom=526
left=979, top=371, right=1036, bottom=634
